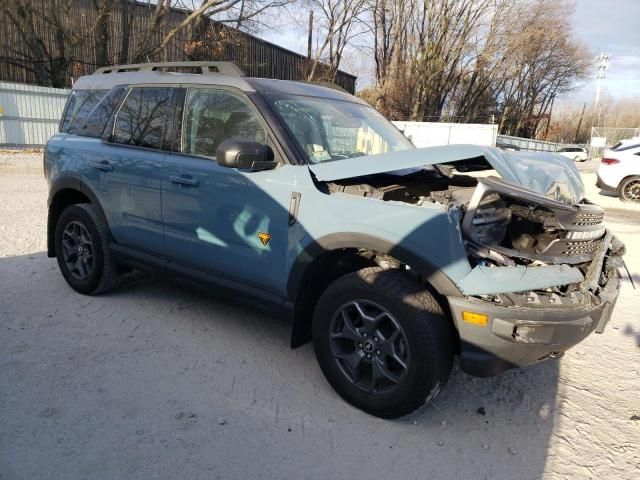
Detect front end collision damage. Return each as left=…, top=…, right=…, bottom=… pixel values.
left=429, top=173, right=624, bottom=376
left=314, top=146, right=625, bottom=376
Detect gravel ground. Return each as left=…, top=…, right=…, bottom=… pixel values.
left=1, top=152, right=639, bottom=480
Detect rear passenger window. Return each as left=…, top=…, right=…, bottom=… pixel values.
left=61, top=90, right=107, bottom=133
left=181, top=89, right=265, bottom=158
left=76, top=87, right=127, bottom=138
left=112, top=87, right=172, bottom=149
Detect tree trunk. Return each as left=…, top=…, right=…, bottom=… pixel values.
left=94, top=0, right=113, bottom=68
left=118, top=0, right=131, bottom=64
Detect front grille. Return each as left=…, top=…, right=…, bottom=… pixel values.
left=541, top=237, right=603, bottom=258
left=573, top=211, right=604, bottom=226
left=561, top=239, right=603, bottom=255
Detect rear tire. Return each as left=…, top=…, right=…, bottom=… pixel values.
left=55, top=204, right=121, bottom=294
left=312, top=267, right=453, bottom=419
left=617, top=176, right=640, bottom=203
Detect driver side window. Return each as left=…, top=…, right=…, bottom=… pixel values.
left=181, top=89, right=266, bottom=158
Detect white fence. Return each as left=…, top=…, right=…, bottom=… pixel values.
left=393, top=121, right=498, bottom=148
left=0, top=82, right=70, bottom=146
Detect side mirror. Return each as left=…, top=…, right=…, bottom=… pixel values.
left=216, top=139, right=277, bottom=171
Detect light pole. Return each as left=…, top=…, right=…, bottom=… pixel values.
left=593, top=53, right=610, bottom=127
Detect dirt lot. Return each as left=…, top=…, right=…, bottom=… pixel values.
left=1, top=151, right=639, bottom=480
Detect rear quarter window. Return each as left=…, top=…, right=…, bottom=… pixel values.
left=61, top=90, right=107, bottom=133
left=75, top=87, right=127, bottom=138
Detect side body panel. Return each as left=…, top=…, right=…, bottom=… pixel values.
left=161, top=156, right=296, bottom=294
left=282, top=168, right=472, bottom=297
left=46, top=134, right=165, bottom=255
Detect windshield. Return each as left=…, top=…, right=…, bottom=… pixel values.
left=265, top=94, right=414, bottom=163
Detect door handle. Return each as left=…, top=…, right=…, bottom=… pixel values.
left=170, top=175, right=199, bottom=187
left=89, top=160, right=113, bottom=171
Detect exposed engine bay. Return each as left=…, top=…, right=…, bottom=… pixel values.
left=320, top=167, right=625, bottom=306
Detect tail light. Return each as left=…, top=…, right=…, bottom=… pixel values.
left=601, top=158, right=620, bottom=165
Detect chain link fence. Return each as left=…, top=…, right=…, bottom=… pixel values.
left=589, top=126, right=640, bottom=158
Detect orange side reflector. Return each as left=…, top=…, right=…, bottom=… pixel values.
left=462, top=311, right=489, bottom=327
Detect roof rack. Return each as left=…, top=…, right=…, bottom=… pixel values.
left=93, top=61, right=244, bottom=77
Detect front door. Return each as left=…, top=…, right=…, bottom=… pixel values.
left=162, top=87, right=293, bottom=295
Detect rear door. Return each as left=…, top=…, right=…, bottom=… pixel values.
left=96, top=86, right=174, bottom=254
left=161, top=87, right=294, bottom=294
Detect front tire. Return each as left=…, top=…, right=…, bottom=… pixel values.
left=55, top=203, right=121, bottom=294
left=312, top=267, right=454, bottom=419
left=617, top=176, right=640, bottom=203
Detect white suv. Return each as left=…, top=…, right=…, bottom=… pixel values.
left=597, top=141, right=640, bottom=202
left=557, top=146, right=588, bottom=162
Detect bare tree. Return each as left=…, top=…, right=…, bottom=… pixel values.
left=305, top=0, right=368, bottom=81
left=130, top=0, right=292, bottom=62
left=0, top=0, right=77, bottom=87
left=94, top=0, right=115, bottom=67
left=495, top=0, right=591, bottom=137
left=360, top=0, right=590, bottom=136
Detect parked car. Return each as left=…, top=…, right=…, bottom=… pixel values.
left=557, top=146, right=588, bottom=162
left=597, top=141, right=640, bottom=202
left=45, top=62, right=624, bottom=418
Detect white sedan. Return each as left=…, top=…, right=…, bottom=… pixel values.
left=596, top=141, right=640, bottom=202
left=557, top=146, right=589, bottom=162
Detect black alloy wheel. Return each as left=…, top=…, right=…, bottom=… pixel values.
left=329, top=299, right=410, bottom=395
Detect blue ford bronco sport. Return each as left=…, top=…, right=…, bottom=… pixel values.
left=45, top=62, right=624, bottom=418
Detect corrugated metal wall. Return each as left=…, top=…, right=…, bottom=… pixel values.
left=0, top=0, right=357, bottom=94
left=0, top=82, right=70, bottom=146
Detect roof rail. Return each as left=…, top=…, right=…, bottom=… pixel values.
left=93, top=61, right=244, bottom=77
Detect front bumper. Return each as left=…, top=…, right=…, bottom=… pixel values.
left=448, top=276, right=619, bottom=377
left=448, top=234, right=622, bottom=377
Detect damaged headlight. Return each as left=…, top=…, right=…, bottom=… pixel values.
left=466, top=192, right=512, bottom=245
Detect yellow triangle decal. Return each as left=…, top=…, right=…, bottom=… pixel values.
left=257, top=232, right=271, bottom=246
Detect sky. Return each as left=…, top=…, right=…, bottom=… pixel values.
left=259, top=0, right=640, bottom=106
left=565, top=0, right=640, bottom=105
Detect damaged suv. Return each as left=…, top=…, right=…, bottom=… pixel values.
left=45, top=62, right=624, bottom=418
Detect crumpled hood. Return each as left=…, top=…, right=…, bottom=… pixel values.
left=309, top=144, right=585, bottom=204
